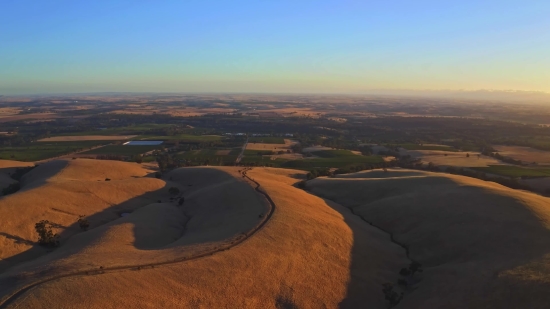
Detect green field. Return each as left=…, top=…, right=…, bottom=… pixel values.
left=312, top=150, right=359, bottom=158
left=248, top=137, right=285, bottom=144
left=281, top=155, right=384, bottom=169
left=175, top=148, right=240, bottom=165
left=0, top=141, right=110, bottom=161
left=82, top=145, right=159, bottom=156
left=399, top=144, right=457, bottom=151
left=472, top=165, right=550, bottom=177
left=138, top=134, right=223, bottom=142
left=60, top=124, right=176, bottom=136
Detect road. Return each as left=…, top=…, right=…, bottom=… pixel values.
left=235, top=137, right=248, bottom=164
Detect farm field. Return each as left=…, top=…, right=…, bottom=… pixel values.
left=312, top=149, right=361, bottom=158
left=82, top=145, right=160, bottom=156
left=38, top=135, right=137, bottom=142
left=399, top=143, right=458, bottom=151
left=139, top=134, right=223, bottom=142
left=0, top=141, right=110, bottom=161
left=247, top=137, right=285, bottom=144
left=176, top=148, right=240, bottom=165
left=472, top=165, right=550, bottom=177
left=60, top=124, right=176, bottom=136
left=281, top=155, right=383, bottom=169
left=493, top=145, right=550, bottom=165
left=245, top=139, right=297, bottom=151
left=403, top=149, right=501, bottom=167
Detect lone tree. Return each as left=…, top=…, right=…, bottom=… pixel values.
left=399, top=261, right=423, bottom=277
left=168, top=187, right=180, bottom=195
left=382, top=283, right=403, bottom=308
left=35, top=220, right=59, bottom=247
left=78, top=215, right=90, bottom=231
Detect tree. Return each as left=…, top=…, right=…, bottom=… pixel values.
left=35, top=220, right=60, bottom=247
left=168, top=187, right=180, bottom=195
left=382, top=283, right=403, bottom=308
left=178, top=197, right=185, bottom=205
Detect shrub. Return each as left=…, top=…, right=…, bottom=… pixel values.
left=168, top=187, right=180, bottom=195
left=178, top=197, right=185, bottom=205
left=78, top=215, right=90, bottom=231
left=35, top=220, right=60, bottom=247
left=382, top=283, right=403, bottom=308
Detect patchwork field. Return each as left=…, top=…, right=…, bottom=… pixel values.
left=139, top=134, right=223, bottom=142
left=472, top=165, right=550, bottom=177
left=81, top=145, right=160, bottom=156
left=0, top=141, right=110, bottom=162
left=306, top=168, right=550, bottom=308
left=403, top=149, right=502, bottom=167
left=245, top=139, right=297, bottom=151
left=38, top=135, right=137, bottom=142
left=494, top=145, right=550, bottom=165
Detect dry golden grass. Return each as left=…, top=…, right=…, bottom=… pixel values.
left=307, top=168, right=550, bottom=308
left=0, top=159, right=164, bottom=271
left=403, top=149, right=502, bottom=167
left=245, top=139, right=297, bottom=151
left=0, top=113, right=59, bottom=123
left=37, top=135, right=137, bottom=142
left=0, top=167, right=407, bottom=308
left=494, top=145, right=550, bottom=165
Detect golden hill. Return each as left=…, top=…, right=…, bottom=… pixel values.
left=306, top=168, right=550, bottom=308
left=0, top=165, right=407, bottom=308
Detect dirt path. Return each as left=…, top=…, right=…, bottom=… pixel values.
left=0, top=167, right=273, bottom=308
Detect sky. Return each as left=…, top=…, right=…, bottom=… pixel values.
left=1, top=0, right=549, bottom=95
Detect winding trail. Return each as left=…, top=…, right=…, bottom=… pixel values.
left=303, top=186, right=416, bottom=261
left=0, top=168, right=274, bottom=308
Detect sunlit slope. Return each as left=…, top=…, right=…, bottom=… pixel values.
left=2, top=167, right=408, bottom=309
left=0, top=159, right=165, bottom=272
left=307, top=168, right=550, bottom=308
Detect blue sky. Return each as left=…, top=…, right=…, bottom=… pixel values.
left=1, top=0, right=549, bottom=94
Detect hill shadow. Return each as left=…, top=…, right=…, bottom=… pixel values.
left=307, top=176, right=550, bottom=308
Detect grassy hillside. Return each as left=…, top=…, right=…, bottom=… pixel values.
left=0, top=166, right=406, bottom=308
left=306, top=168, right=550, bottom=308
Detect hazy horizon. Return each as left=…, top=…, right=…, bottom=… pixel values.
left=2, top=1, right=549, bottom=96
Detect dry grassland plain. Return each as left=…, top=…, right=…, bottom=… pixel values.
left=37, top=135, right=137, bottom=142
left=0, top=165, right=408, bottom=308
left=307, top=168, right=550, bottom=308
left=494, top=145, right=550, bottom=165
